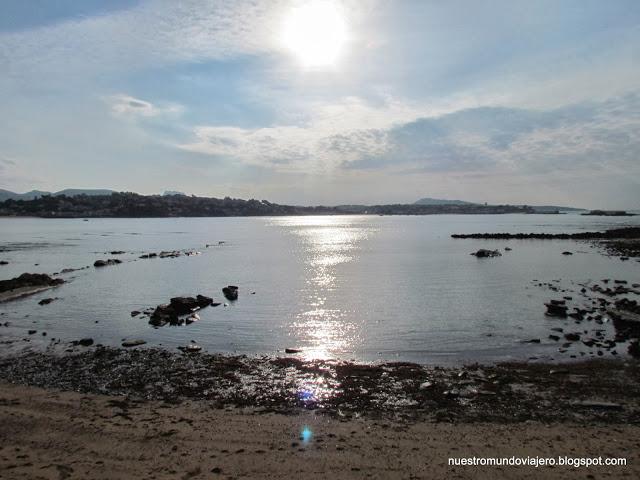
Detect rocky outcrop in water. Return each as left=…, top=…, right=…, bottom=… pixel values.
left=222, top=286, right=239, bottom=300
left=0, top=273, right=65, bottom=302
left=38, top=297, right=57, bottom=305
left=0, top=273, right=64, bottom=293
left=581, top=210, right=635, bottom=217
left=452, top=227, right=640, bottom=240
left=149, top=295, right=214, bottom=327
left=545, top=300, right=568, bottom=317
left=470, top=249, right=501, bottom=258
left=94, top=259, right=122, bottom=267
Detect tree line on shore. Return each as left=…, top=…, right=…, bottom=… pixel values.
left=0, top=192, right=535, bottom=218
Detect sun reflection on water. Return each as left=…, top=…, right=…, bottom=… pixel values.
left=272, top=216, right=374, bottom=361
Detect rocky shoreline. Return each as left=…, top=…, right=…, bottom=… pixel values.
left=1, top=347, right=639, bottom=424
left=452, top=226, right=640, bottom=260
left=451, top=226, right=640, bottom=240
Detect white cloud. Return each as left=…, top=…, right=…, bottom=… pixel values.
left=179, top=92, right=640, bottom=180
left=178, top=96, right=419, bottom=170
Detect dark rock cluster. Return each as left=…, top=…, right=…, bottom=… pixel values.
left=149, top=295, right=217, bottom=327
left=0, top=273, right=64, bottom=293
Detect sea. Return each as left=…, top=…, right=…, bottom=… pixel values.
left=1, top=214, right=638, bottom=364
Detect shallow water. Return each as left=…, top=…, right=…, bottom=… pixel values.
left=0, top=214, right=638, bottom=364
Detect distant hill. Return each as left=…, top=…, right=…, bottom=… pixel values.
left=414, top=197, right=476, bottom=206
left=163, top=191, right=187, bottom=196
left=413, top=197, right=584, bottom=212
left=527, top=205, right=585, bottom=212
left=0, top=188, right=115, bottom=201
left=0, top=189, right=49, bottom=201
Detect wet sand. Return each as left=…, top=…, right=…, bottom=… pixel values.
left=1, top=382, right=639, bottom=479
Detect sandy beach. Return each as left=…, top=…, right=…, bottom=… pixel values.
left=0, top=382, right=638, bottom=479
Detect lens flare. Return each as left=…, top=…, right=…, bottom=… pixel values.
left=301, top=426, right=313, bottom=443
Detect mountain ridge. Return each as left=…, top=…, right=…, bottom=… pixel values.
left=0, top=188, right=115, bottom=202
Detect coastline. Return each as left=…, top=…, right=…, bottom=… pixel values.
left=2, top=378, right=640, bottom=479
left=2, top=218, right=640, bottom=477
left=1, top=347, right=639, bottom=424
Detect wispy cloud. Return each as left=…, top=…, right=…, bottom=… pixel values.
left=178, top=93, right=640, bottom=180
left=178, top=96, right=419, bottom=169
left=0, top=0, right=288, bottom=84
left=108, top=94, right=183, bottom=118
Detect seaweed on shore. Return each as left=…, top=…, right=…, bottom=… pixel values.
left=1, top=347, right=639, bottom=424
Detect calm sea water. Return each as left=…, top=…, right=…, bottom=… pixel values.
left=1, top=214, right=638, bottom=364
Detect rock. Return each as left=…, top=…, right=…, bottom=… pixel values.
left=122, top=339, right=146, bottom=347
left=521, top=339, right=541, bottom=344
left=504, top=247, right=512, bottom=251
left=285, top=348, right=302, bottom=354
left=629, top=341, right=640, bottom=358
left=178, top=343, right=202, bottom=353
left=169, top=297, right=201, bottom=315
left=545, top=302, right=568, bottom=317
left=130, top=310, right=141, bottom=317
left=470, top=249, right=502, bottom=258
left=0, top=273, right=64, bottom=293
left=94, top=259, right=122, bottom=267
left=222, top=285, right=239, bottom=301
left=110, top=251, right=125, bottom=255
left=548, top=335, right=560, bottom=341
left=38, top=297, right=56, bottom=305
left=169, top=295, right=212, bottom=315
left=149, top=304, right=177, bottom=327
left=564, top=333, right=580, bottom=342
left=77, top=338, right=94, bottom=347
left=139, top=253, right=158, bottom=259
left=0, top=261, right=8, bottom=265
left=0, top=273, right=65, bottom=302
left=149, top=294, right=214, bottom=327
left=419, top=381, right=433, bottom=389
left=562, top=251, right=573, bottom=255
left=159, top=251, right=181, bottom=258
left=570, top=400, right=623, bottom=410
left=28, top=330, right=36, bottom=335
left=195, top=295, right=213, bottom=307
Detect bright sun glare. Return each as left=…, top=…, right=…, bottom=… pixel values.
left=281, top=1, right=348, bottom=68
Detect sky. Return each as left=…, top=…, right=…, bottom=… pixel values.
left=0, top=0, right=639, bottom=208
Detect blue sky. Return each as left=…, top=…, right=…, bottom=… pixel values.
left=0, top=0, right=639, bottom=208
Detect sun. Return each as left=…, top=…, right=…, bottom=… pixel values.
left=281, top=1, right=348, bottom=68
